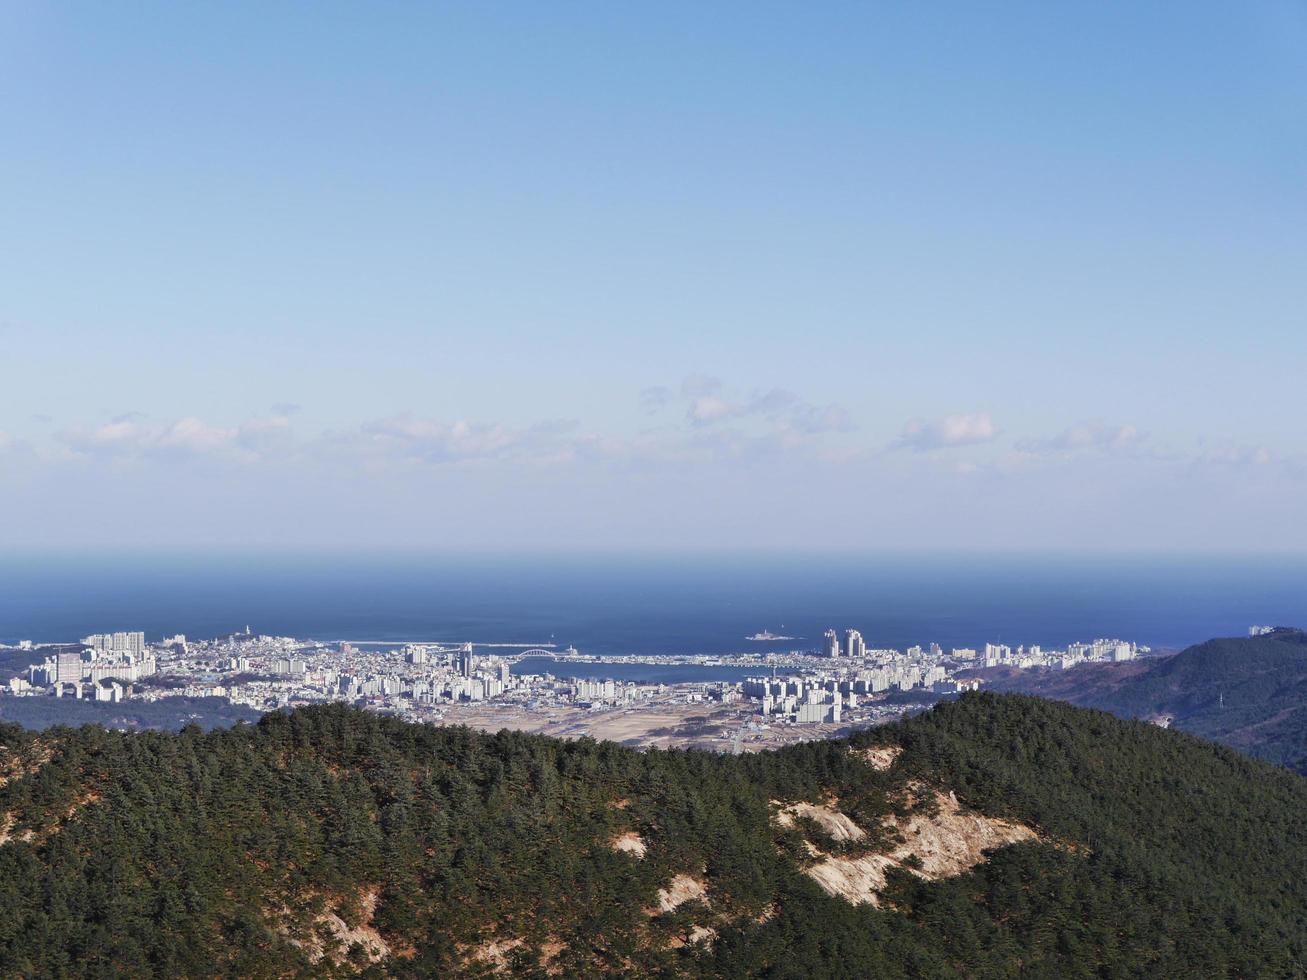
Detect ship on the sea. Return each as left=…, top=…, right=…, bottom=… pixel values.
left=747, top=629, right=796, bottom=641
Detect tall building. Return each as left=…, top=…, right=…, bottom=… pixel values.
left=844, top=629, right=866, bottom=659
left=458, top=643, right=475, bottom=678
left=57, top=650, right=85, bottom=684
left=83, top=632, right=146, bottom=657
left=114, top=632, right=145, bottom=657
left=574, top=679, right=616, bottom=701
left=822, top=629, right=840, bottom=658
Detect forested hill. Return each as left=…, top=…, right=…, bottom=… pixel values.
left=987, top=629, right=1307, bottom=774
left=3, top=694, right=1307, bottom=978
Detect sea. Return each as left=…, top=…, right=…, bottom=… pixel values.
left=2, top=551, right=1305, bottom=659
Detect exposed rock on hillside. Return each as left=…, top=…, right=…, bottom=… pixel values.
left=776, top=786, right=1038, bottom=906
left=774, top=800, right=866, bottom=842
left=858, top=745, right=903, bottom=771
left=281, top=888, right=390, bottom=968
left=652, top=873, right=709, bottom=914
left=611, top=830, right=647, bottom=858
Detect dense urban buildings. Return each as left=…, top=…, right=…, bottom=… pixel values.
left=0, top=625, right=1147, bottom=738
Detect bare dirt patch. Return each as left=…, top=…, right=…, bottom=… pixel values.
left=467, top=936, right=567, bottom=975
left=2, top=788, right=103, bottom=849
left=857, top=745, right=903, bottom=771
left=773, top=801, right=866, bottom=843
left=776, top=787, right=1038, bottom=907
left=650, top=874, right=708, bottom=914
left=283, top=887, right=390, bottom=968
left=666, top=924, right=717, bottom=949
left=469, top=937, right=525, bottom=972
left=644, top=873, right=720, bottom=952
left=612, top=830, right=647, bottom=858
left=0, top=739, right=55, bottom=789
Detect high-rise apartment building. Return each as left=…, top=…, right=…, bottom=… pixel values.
left=57, top=650, right=85, bottom=683
left=82, top=632, right=146, bottom=657
left=844, top=629, right=866, bottom=659
left=822, top=629, right=840, bottom=658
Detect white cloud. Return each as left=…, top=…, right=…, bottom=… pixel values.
left=60, top=418, right=156, bottom=454
left=1017, top=422, right=1143, bottom=456
left=345, top=415, right=591, bottom=466
left=355, top=416, right=524, bottom=463
left=896, top=412, right=998, bottom=451
left=687, top=395, right=740, bottom=425
left=1201, top=444, right=1273, bottom=467
left=58, top=413, right=294, bottom=460
left=156, top=417, right=239, bottom=454
left=55, top=411, right=586, bottom=469
left=661, top=378, right=851, bottom=443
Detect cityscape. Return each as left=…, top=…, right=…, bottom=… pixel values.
left=1, top=627, right=1146, bottom=750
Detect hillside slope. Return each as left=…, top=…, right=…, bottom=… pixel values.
left=2, top=694, right=1306, bottom=977
left=988, top=629, right=1307, bottom=773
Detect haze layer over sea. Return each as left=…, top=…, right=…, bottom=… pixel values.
left=3, top=552, right=1305, bottom=655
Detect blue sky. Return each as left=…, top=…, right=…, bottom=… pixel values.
left=2, top=3, right=1305, bottom=550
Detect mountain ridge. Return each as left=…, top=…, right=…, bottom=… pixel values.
left=3, top=691, right=1307, bottom=976
left=982, top=629, right=1307, bottom=773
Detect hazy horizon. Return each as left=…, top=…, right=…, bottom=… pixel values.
left=4, top=549, right=1304, bottom=651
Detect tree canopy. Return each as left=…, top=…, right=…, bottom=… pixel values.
left=1, top=692, right=1305, bottom=977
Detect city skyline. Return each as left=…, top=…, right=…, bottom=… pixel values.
left=3, top=3, right=1306, bottom=550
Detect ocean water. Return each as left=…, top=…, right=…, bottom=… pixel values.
left=1, top=551, right=1305, bottom=655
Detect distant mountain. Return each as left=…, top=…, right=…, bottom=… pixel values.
left=983, top=629, right=1307, bottom=773
left=4, top=694, right=1307, bottom=976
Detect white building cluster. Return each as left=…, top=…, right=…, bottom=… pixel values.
left=0, top=623, right=1151, bottom=732
left=113, top=633, right=656, bottom=721
left=723, top=630, right=1151, bottom=724
left=573, top=678, right=619, bottom=702
left=821, top=628, right=867, bottom=658
left=743, top=676, right=848, bottom=724
left=83, top=632, right=146, bottom=657
left=817, top=627, right=1142, bottom=672
left=10, top=633, right=158, bottom=701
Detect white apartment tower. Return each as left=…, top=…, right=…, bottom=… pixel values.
left=82, top=632, right=146, bottom=658
left=844, top=629, right=866, bottom=659
left=822, top=629, right=840, bottom=658
left=56, top=650, right=85, bottom=683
